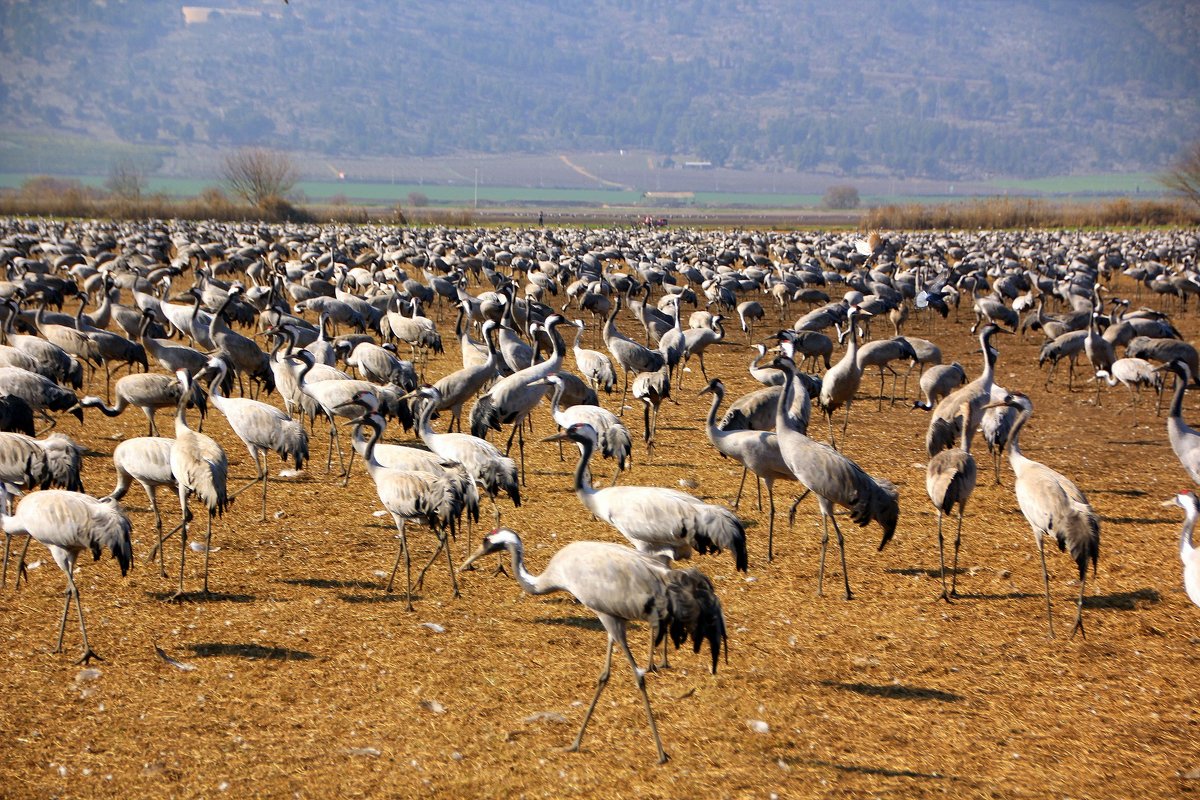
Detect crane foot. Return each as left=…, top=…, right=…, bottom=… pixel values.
left=75, top=648, right=103, bottom=665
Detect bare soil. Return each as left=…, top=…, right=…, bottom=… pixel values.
left=2, top=271, right=1199, bottom=799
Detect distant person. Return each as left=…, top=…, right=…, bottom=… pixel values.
left=538, top=211, right=544, bottom=226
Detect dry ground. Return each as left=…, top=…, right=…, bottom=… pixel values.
left=2, top=269, right=1199, bottom=799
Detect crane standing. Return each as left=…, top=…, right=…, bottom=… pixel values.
left=170, top=370, right=229, bottom=600
left=984, top=392, right=1099, bottom=638
left=460, top=527, right=726, bottom=764
left=0, top=486, right=131, bottom=664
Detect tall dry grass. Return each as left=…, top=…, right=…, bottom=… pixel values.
left=863, top=197, right=1199, bottom=230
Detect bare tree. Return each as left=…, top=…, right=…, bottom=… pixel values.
left=1161, top=139, right=1200, bottom=210
left=106, top=158, right=146, bottom=202
left=219, top=148, right=298, bottom=207
left=823, top=184, right=861, bottom=210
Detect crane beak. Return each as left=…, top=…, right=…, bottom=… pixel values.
left=541, top=431, right=569, bottom=443
left=1160, top=498, right=1180, bottom=508
left=459, top=543, right=495, bottom=572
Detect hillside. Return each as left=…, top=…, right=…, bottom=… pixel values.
left=0, top=0, right=1197, bottom=182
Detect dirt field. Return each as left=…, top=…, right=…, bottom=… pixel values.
left=1, top=266, right=1198, bottom=799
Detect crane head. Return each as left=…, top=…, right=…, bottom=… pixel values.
left=460, top=527, right=520, bottom=571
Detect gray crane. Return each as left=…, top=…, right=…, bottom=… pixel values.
left=431, top=319, right=500, bottom=432
left=469, top=314, right=569, bottom=484
left=407, top=385, right=520, bottom=522
left=351, top=413, right=458, bottom=612
left=78, top=371, right=206, bottom=436
left=169, top=369, right=229, bottom=601
left=855, top=336, right=918, bottom=410
left=678, top=313, right=725, bottom=390
left=0, top=485, right=131, bottom=664
left=926, top=323, right=1007, bottom=456
left=603, top=295, right=665, bottom=412
left=925, top=398, right=977, bottom=600
left=459, top=527, right=725, bottom=764
left=819, top=306, right=868, bottom=448
left=203, top=356, right=308, bottom=521
left=107, top=436, right=176, bottom=577
left=543, top=423, right=747, bottom=572
left=771, top=355, right=898, bottom=599
left=983, top=392, right=1099, bottom=638
left=700, top=378, right=796, bottom=560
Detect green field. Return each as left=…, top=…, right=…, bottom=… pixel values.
left=0, top=171, right=1167, bottom=211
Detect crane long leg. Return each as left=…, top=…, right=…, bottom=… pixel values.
left=618, top=623, right=668, bottom=764
left=66, top=573, right=98, bottom=664
left=817, top=511, right=830, bottom=596
left=200, top=512, right=214, bottom=596
left=148, top=486, right=167, bottom=578
left=937, top=510, right=950, bottom=601
left=877, top=370, right=885, bottom=411
left=766, top=478, right=776, bottom=563
left=172, top=489, right=189, bottom=602
left=755, top=474, right=763, bottom=512
left=830, top=513, right=853, bottom=601
left=1071, top=567, right=1087, bottom=640
left=619, top=371, right=630, bottom=416
left=385, top=519, right=414, bottom=612
left=950, top=506, right=964, bottom=598
left=55, top=581, right=73, bottom=655
left=732, top=466, right=748, bottom=510
left=570, top=637, right=614, bottom=754
left=1038, top=535, right=1055, bottom=638
left=13, top=536, right=30, bottom=588
left=341, top=447, right=356, bottom=487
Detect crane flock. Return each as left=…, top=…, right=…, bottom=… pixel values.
left=0, top=219, right=1197, bottom=764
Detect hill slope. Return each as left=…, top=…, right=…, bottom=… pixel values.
left=0, top=0, right=1196, bottom=181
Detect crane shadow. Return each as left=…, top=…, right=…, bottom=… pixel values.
left=146, top=591, right=256, bottom=603
left=956, top=591, right=1039, bottom=601
left=1088, top=487, right=1148, bottom=497
left=780, top=756, right=960, bottom=782
left=886, top=566, right=964, bottom=579
left=279, top=577, right=378, bottom=591
left=188, top=642, right=314, bottom=661
left=1084, top=587, right=1160, bottom=610
left=533, top=615, right=607, bottom=632
left=820, top=681, right=963, bottom=703
left=1099, top=515, right=1174, bottom=525
left=338, top=591, right=416, bottom=604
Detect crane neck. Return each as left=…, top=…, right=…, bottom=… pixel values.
left=547, top=381, right=566, bottom=418
left=1005, top=405, right=1030, bottom=465
left=358, top=414, right=385, bottom=473
left=414, top=395, right=438, bottom=443
left=1169, top=370, right=1187, bottom=420
left=498, top=537, right=550, bottom=596
left=703, top=385, right=724, bottom=446
left=773, top=358, right=810, bottom=438
left=1181, top=502, right=1198, bottom=558
left=570, top=433, right=597, bottom=498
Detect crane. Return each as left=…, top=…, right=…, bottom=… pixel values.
left=107, top=436, right=176, bottom=577
left=470, top=314, right=569, bottom=484
left=203, top=356, right=308, bottom=520
left=983, top=392, right=1099, bottom=638
left=539, top=373, right=632, bottom=483
left=350, top=413, right=458, bottom=612
left=1164, top=491, right=1200, bottom=608
left=543, top=422, right=747, bottom=571
left=459, top=527, right=725, bottom=764
left=699, top=378, right=796, bottom=561
left=407, top=385, right=520, bottom=522
left=771, top=355, right=898, bottom=599
left=819, top=305, right=868, bottom=448
left=1163, top=360, right=1200, bottom=484
left=78, top=371, right=207, bottom=436
left=926, top=323, right=1008, bottom=455
left=603, top=294, right=666, bottom=413
left=925, top=398, right=977, bottom=600
left=170, top=369, right=229, bottom=601
left=0, top=485, right=131, bottom=664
